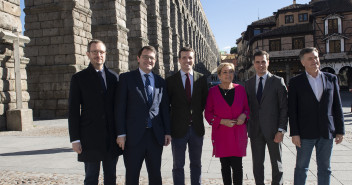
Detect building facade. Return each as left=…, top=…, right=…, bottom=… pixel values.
left=23, top=0, right=219, bottom=119
left=0, top=0, right=219, bottom=125
left=237, top=0, right=352, bottom=88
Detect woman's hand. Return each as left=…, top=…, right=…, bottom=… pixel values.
left=236, top=113, right=247, bottom=125
left=220, top=119, right=237, bottom=127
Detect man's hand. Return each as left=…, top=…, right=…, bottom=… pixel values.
left=164, top=135, right=172, bottom=146
left=220, top=119, right=237, bottom=127
left=335, top=134, right=344, bottom=144
left=116, top=136, right=126, bottom=150
left=72, top=142, right=82, bottom=154
left=292, top=135, right=301, bottom=147
left=274, top=132, right=284, bottom=143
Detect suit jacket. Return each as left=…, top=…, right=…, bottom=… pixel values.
left=166, top=71, right=208, bottom=138
left=204, top=84, right=249, bottom=157
left=288, top=72, right=345, bottom=139
left=115, top=69, right=171, bottom=147
left=245, top=73, right=288, bottom=140
left=68, top=63, right=121, bottom=162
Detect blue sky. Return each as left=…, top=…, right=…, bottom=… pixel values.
left=200, top=0, right=311, bottom=52
left=20, top=0, right=311, bottom=53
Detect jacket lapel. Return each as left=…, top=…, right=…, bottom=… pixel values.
left=176, top=71, right=189, bottom=102
left=260, top=73, right=273, bottom=102
left=302, top=72, right=319, bottom=102
left=134, top=69, right=148, bottom=105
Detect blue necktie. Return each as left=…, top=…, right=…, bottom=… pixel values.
left=97, top=71, right=106, bottom=93
left=144, top=74, right=153, bottom=128
left=257, top=77, right=263, bottom=103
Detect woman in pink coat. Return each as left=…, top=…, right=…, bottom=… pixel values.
left=205, top=62, right=249, bottom=185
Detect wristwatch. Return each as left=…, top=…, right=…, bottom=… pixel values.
left=278, top=129, right=286, bottom=134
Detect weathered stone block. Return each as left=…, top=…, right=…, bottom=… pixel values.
left=0, top=116, right=6, bottom=131
left=3, top=1, right=21, bottom=17
left=6, top=109, right=33, bottom=131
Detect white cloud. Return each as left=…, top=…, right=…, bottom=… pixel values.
left=222, top=46, right=231, bottom=50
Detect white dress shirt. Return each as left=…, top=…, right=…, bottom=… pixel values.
left=180, top=69, right=194, bottom=95
left=255, top=72, right=269, bottom=94
left=139, top=68, right=155, bottom=98
left=306, top=71, right=324, bottom=102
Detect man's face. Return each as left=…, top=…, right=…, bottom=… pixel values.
left=179, top=51, right=194, bottom=73
left=137, top=49, right=156, bottom=73
left=301, top=51, right=320, bottom=74
left=254, top=55, right=269, bottom=76
left=86, top=42, right=106, bottom=70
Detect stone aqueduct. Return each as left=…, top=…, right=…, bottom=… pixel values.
left=0, top=0, right=219, bottom=128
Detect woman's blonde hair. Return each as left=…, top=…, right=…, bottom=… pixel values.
left=217, top=62, right=235, bottom=75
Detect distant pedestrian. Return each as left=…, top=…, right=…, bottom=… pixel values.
left=68, top=39, right=122, bottom=185
left=289, top=47, right=345, bottom=185
left=205, top=62, right=249, bottom=185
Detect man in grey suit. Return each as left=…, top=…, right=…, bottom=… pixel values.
left=245, top=50, right=288, bottom=185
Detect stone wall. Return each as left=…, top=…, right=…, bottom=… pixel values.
left=0, top=0, right=30, bottom=130
left=23, top=0, right=219, bottom=119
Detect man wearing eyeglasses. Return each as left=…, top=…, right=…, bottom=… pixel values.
left=115, top=45, right=171, bottom=185
left=68, top=39, right=122, bottom=185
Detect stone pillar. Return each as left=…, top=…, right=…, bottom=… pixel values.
left=90, top=0, right=129, bottom=73
left=171, top=1, right=180, bottom=73
left=160, top=0, right=173, bottom=76
left=126, top=0, right=149, bottom=71
left=25, top=0, right=92, bottom=118
left=0, top=0, right=32, bottom=130
left=286, top=62, right=290, bottom=83
left=146, top=0, right=164, bottom=77
left=178, top=11, right=184, bottom=47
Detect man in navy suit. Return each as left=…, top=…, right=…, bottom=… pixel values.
left=288, top=47, right=345, bottom=185
left=68, top=39, right=121, bottom=185
left=115, top=45, right=171, bottom=185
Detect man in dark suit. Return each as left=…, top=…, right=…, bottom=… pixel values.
left=68, top=39, right=121, bottom=185
left=289, top=47, right=345, bottom=185
left=245, top=50, right=288, bottom=185
left=166, top=47, right=208, bottom=185
left=115, top=46, right=171, bottom=185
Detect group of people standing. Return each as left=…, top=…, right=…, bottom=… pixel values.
left=68, top=39, right=345, bottom=185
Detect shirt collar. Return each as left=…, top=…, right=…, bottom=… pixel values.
left=256, top=72, right=268, bottom=81
left=95, top=67, right=105, bottom=73
left=306, top=70, right=321, bottom=79
left=139, top=68, right=153, bottom=78
left=180, top=69, right=193, bottom=77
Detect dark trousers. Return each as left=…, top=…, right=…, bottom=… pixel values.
left=84, top=157, right=118, bottom=185
left=250, top=133, right=283, bottom=185
left=172, top=126, right=203, bottom=185
left=220, top=156, right=243, bottom=185
left=124, top=128, right=163, bottom=185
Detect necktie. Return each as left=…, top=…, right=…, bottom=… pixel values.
left=257, top=77, right=263, bottom=103
left=144, top=74, right=153, bottom=106
left=97, top=71, right=106, bottom=93
left=185, top=73, right=191, bottom=102
left=144, top=74, right=153, bottom=128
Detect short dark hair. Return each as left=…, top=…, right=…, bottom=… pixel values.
left=138, top=46, right=157, bottom=58
left=87, top=39, right=105, bottom=52
left=253, top=50, right=269, bottom=61
left=178, top=47, right=195, bottom=58
left=299, top=47, right=319, bottom=60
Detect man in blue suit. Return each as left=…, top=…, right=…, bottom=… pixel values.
left=288, top=47, right=345, bottom=185
left=115, top=45, right=171, bottom=185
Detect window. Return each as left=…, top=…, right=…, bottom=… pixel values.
left=328, top=19, right=338, bottom=34
left=292, top=37, right=305, bottom=49
left=269, top=40, right=281, bottom=51
left=299, top=13, right=308, bottom=22
left=329, top=40, right=341, bottom=53
left=285, top=15, right=294, bottom=24
left=254, top=29, right=261, bottom=36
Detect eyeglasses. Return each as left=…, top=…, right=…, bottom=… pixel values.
left=141, top=55, right=156, bottom=60
left=90, top=50, right=106, bottom=55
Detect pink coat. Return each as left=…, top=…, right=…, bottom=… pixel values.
left=205, top=84, right=249, bottom=158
